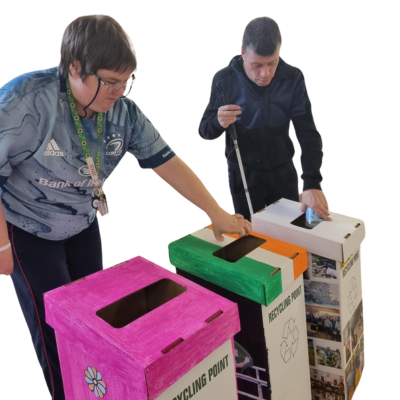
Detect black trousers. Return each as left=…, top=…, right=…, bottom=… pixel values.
left=228, top=160, right=300, bottom=220
left=7, top=218, right=103, bottom=400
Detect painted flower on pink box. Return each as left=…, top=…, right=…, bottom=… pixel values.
left=84, top=366, right=107, bottom=398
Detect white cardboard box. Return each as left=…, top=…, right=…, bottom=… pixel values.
left=253, top=199, right=365, bottom=400
left=252, top=199, right=365, bottom=262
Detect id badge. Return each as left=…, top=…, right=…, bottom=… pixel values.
left=92, top=187, right=109, bottom=216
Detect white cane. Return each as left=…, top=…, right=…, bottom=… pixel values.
left=221, top=93, right=254, bottom=217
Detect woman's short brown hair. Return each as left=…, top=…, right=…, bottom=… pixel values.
left=59, top=15, right=137, bottom=81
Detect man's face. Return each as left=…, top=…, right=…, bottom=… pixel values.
left=69, top=63, right=133, bottom=117
left=241, top=47, right=280, bottom=86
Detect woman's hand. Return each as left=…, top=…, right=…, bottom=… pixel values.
left=209, top=207, right=251, bottom=241
left=0, top=245, right=14, bottom=276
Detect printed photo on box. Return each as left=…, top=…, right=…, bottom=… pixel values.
left=311, top=254, right=338, bottom=280
left=343, top=323, right=350, bottom=344
left=360, top=336, right=366, bottom=374
left=354, top=336, right=364, bottom=387
left=304, top=280, right=340, bottom=307
left=360, top=335, right=366, bottom=359
left=345, top=355, right=357, bottom=400
left=308, top=339, right=316, bottom=366
left=350, top=300, right=364, bottom=343
left=306, top=305, right=341, bottom=342
left=316, top=345, right=342, bottom=369
left=234, top=341, right=254, bottom=372
left=310, top=368, right=345, bottom=400
left=345, top=339, right=352, bottom=363
left=235, top=349, right=269, bottom=400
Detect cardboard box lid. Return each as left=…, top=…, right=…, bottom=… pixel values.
left=252, top=199, right=365, bottom=262
left=205, top=224, right=308, bottom=280
left=169, top=226, right=308, bottom=307
left=44, top=256, right=239, bottom=399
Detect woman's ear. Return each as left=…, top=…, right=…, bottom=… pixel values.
left=69, top=60, right=82, bottom=78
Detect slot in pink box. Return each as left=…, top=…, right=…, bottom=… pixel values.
left=44, top=256, right=240, bottom=400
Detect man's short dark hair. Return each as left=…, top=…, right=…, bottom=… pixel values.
left=242, top=17, right=282, bottom=56
left=59, top=15, right=137, bottom=81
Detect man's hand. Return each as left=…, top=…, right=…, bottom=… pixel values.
left=300, top=189, right=331, bottom=221
left=210, top=207, right=251, bottom=241
left=218, top=104, right=241, bottom=128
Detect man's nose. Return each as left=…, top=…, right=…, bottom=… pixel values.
left=260, top=68, right=270, bottom=78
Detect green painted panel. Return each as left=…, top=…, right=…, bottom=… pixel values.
left=169, top=235, right=283, bottom=306
left=264, top=273, right=283, bottom=305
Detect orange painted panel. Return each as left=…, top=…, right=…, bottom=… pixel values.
left=206, top=226, right=307, bottom=280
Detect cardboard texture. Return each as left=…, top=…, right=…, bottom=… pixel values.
left=252, top=199, right=365, bottom=400
left=44, top=256, right=240, bottom=400
left=169, top=226, right=311, bottom=400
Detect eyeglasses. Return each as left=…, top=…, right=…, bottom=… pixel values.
left=91, top=72, right=135, bottom=97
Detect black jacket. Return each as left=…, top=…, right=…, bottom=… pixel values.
left=199, top=55, right=323, bottom=191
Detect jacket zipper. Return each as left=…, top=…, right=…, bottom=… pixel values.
left=260, top=97, right=264, bottom=128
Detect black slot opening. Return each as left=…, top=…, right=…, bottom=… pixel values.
left=290, top=213, right=319, bottom=230
left=96, top=279, right=187, bottom=328
left=213, top=235, right=266, bottom=263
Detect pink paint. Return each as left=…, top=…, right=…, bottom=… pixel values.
left=44, top=257, right=240, bottom=400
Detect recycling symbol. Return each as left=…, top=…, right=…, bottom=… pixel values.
left=348, top=277, right=358, bottom=313
left=280, top=318, right=299, bottom=363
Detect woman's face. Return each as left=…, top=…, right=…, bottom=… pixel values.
left=69, top=63, right=133, bottom=118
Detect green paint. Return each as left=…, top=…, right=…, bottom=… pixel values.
left=169, top=235, right=283, bottom=306
left=264, top=269, right=283, bottom=305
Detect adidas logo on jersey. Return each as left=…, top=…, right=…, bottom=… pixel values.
left=44, top=139, right=64, bottom=156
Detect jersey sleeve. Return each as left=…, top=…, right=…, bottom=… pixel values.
left=127, top=103, right=175, bottom=168
left=0, top=88, right=40, bottom=193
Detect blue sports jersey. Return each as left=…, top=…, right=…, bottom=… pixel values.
left=0, top=68, right=175, bottom=240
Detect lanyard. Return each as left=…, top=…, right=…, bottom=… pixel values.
left=66, top=79, right=103, bottom=187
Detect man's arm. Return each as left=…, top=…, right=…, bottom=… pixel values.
left=153, top=156, right=251, bottom=240
left=198, top=74, right=226, bottom=140
left=291, top=71, right=323, bottom=190
left=291, top=71, right=331, bottom=220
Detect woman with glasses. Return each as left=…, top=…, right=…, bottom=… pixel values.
left=0, top=15, right=251, bottom=400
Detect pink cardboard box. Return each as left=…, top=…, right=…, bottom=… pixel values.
left=44, top=256, right=240, bottom=400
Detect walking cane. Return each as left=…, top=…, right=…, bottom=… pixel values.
left=221, top=93, right=254, bottom=217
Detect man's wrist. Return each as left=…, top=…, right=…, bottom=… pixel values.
left=303, top=181, right=322, bottom=191
left=212, top=114, right=226, bottom=132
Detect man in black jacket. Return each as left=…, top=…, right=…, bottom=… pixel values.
left=200, top=17, right=330, bottom=221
